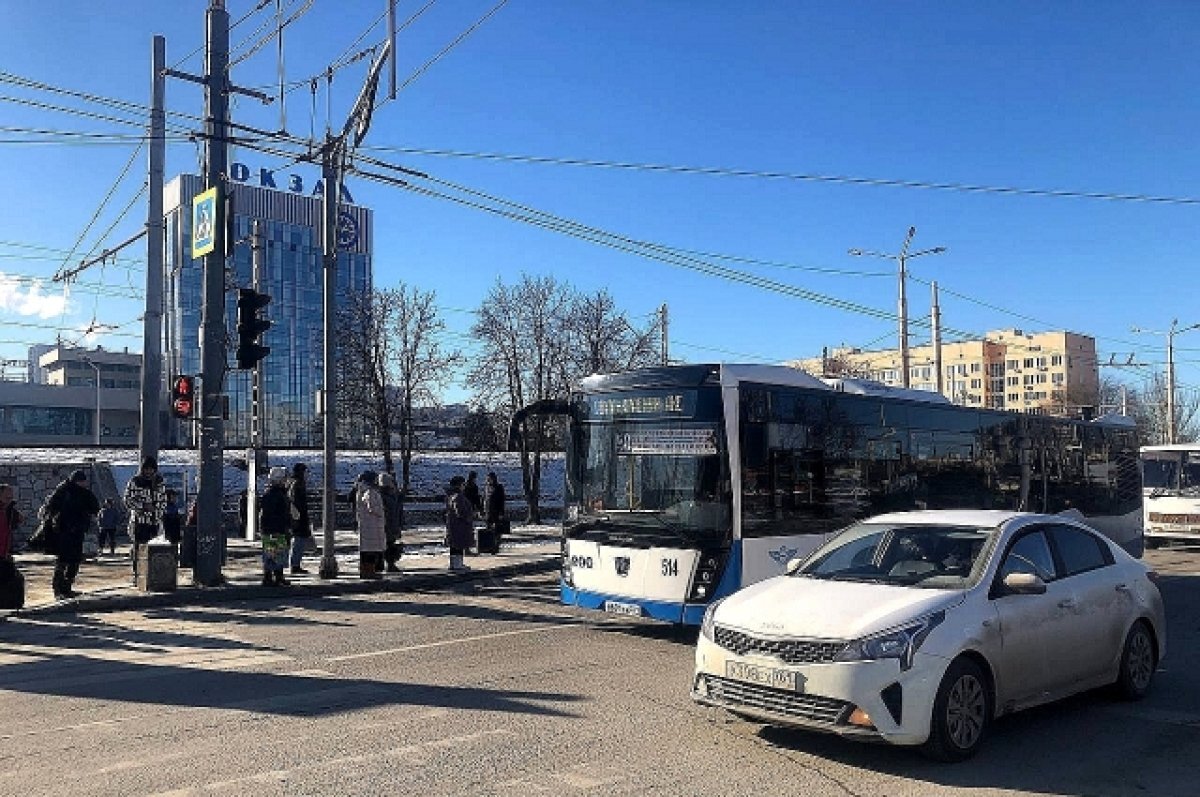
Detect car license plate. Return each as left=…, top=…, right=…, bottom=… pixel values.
left=603, top=600, right=643, bottom=617
left=726, top=661, right=801, bottom=691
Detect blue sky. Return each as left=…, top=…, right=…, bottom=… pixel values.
left=3, top=2, right=1200, bottom=405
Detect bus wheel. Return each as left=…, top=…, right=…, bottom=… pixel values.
left=1144, top=538, right=1163, bottom=550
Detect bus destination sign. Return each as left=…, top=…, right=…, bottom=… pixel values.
left=616, top=428, right=718, bottom=456
left=590, top=392, right=694, bottom=418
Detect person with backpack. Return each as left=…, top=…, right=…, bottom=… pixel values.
left=288, top=463, right=312, bottom=575
left=259, top=467, right=292, bottom=586
left=46, top=470, right=100, bottom=599
left=124, top=456, right=166, bottom=580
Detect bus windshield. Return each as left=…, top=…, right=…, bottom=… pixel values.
left=1143, top=451, right=1200, bottom=496
left=567, top=419, right=731, bottom=545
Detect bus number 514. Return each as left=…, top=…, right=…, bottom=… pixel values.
left=661, top=559, right=679, bottom=577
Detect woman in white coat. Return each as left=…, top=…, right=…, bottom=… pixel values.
left=355, top=471, right=386, bottom=579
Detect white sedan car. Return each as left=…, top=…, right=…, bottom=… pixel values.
left=692, top=510, right=1165, bottom=761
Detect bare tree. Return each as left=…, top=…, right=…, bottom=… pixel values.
left=336, top=288, right=397, bottom=468
left=469, top=274, right=573, bottom=522
left=390, top=285, right=462, bottom=491
left=1132, top=371, right=1200, bottom=444
left=565, top=288, right=661, bottom=377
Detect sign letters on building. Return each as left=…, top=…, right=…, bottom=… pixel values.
left=228, top=162, right=356, bottom=204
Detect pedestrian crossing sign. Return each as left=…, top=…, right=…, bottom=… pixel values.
left=191, top=187, right=218, bottom=258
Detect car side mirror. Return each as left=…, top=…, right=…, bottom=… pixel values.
left=1002, top=572, right=1047, bottom=595
left=785, top=557, right=804, bottom=575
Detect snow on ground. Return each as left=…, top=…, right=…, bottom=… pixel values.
left=0, top=448, right=565, bottom=504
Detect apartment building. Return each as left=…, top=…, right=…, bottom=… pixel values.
left=790, top=329, right=1099, bottom=415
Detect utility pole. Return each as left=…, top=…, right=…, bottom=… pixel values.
left=931, top=281, right=943, bottom=396
left=245, top=220, right=265, bottom=541
left=141, top=35, right=166, bottom=463
left=849, top=227, right=946, bottom=389
left=316, top=39, right=393, bottom=580
left=660, top=303, right=669, bottom=366
left=194, top=0, right=231, bottom=586
left=1133, top=319, right=1200, bottom=445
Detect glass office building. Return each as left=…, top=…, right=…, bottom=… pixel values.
left=163, top=173, right=372, bottom=447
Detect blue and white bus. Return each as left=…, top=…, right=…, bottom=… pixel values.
left=512, top=364, right=1142, bottom=625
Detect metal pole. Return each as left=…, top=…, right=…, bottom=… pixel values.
left=898, top=252, right=909, bottom=389
left=319, top=142, right=341, bottom=579
left=246, top=220, right=265, bottom=541
left=195, top=0, right=230, bottom=586
left=660, top=303, right=669, bottom=366
left=141, top=34, right=166, bottom=463
left=1167, top=320, right=1177, bottom=445
left=87, top=359, right=101, bottom=445
left=931, top=281, right=942, bottom=397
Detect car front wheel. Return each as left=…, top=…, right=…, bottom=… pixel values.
left=922, top=657, right=989, bottom=762
left=1115, top=621, right=1156, bottom=700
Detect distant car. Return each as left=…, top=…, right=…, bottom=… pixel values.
left=692, top=510, right=1165, bottom=761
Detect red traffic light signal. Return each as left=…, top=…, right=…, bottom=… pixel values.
left=171, top=375, right=195, bottom=419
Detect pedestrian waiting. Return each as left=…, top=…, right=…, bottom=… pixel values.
left=356, top=471, right=385, bottom=579
left=380, top=471, right=403, bottom=573
left=481, top=471, right=507, bottom=555
left=259, top=467, right=292, bottom=586
left=124, top=456, right=166, bottom=580
left=46, top=469, right=100, bottom=599
left=287, top=463, right=312, bottom=575
left=97, top=498, right=120, bottom=556
left=445, top=475, right=474, bottom=572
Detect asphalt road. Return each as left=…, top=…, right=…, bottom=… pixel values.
left=0, top=549, right=1198, bottom=797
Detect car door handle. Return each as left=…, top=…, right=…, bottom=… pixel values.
left=1058, top=598, right=1077, bottom=609
left=1115, top=584, right=1131, bottom=593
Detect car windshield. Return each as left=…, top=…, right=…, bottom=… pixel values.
left=796, top=521, right=997, bottom=589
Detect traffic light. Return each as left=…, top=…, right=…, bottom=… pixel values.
left=170, top=375, right=195, bottom=419
left=236, top=288, right=272, bottom=369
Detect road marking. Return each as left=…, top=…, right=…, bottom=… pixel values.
left=147, top=728, right=514, bottom=796
left=327, top=624, right=576, bottom=662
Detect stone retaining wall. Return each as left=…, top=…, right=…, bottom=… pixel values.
left=0, top=461, right=120, bottom=548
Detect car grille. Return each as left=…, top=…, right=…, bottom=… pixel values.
left=713, top=626, right=845, bottom=665
left=706, top=676, right=851, bottom=725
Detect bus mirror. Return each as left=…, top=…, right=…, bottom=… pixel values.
left=785, top=557, right=804, bottom=575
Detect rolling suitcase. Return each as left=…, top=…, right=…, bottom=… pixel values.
left=0, top=557, right=25, bottom=610
left=477, top=525, right=498, bottom=555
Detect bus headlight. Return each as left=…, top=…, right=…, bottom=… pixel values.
left=834, top=611, right=945, bottom=671
left=560, top=538, right=574, bottom=588
left=688, top=551, right=727, bottom=602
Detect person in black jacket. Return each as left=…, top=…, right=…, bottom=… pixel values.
left=288, top=463, right=312, bottom=575
left=483, top=471, right=507, bottom=554
left=259, top=467, right=292, bottom=586
left=46, top=469, right=100, bottom=599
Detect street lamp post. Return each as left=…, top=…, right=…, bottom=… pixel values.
left=83, top=358, right=102, bottom=446
left=1133, top=320, right=1200, bottom=444
left=849, top=227, right=946, bottom=389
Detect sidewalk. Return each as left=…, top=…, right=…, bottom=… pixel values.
left=2, top=525, right=562, bottom=618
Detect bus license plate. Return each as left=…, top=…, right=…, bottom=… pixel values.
left=726, top=661, right=801, bottom=691
left=603, top=600, right=643, bottom=617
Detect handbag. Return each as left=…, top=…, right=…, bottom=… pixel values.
left=0, top=556, right=25, bottom=610
left=26, top=513, right=57, bottom=553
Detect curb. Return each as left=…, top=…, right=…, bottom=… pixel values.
left=3, top=556, right=561, bottom=618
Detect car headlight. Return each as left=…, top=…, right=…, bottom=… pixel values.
left=700, top=599, right=725, bottom=641
left=835, top=610, right=946, bottom=671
